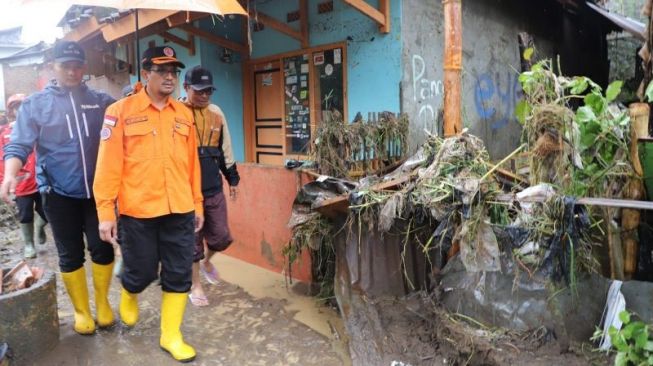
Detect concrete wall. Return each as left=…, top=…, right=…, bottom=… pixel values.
left=223, top=163, right=312, bottom=282
left=250, top=0, right=403, bottom=119
left=2, top=63, right=50, bottom=107
left=400, top=0, right=558, bottom=159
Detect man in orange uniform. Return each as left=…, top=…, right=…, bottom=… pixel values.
left=93, top=46, right=204, bottom=363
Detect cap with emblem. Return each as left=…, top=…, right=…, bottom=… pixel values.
left=184, top=66, right=215, bottom=91
left=53, top=41, right=86, bottom=63
left=141, top=46, right=185, bottom=69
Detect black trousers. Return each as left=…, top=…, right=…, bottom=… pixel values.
left=42, top=191, right=114, bottom=272
left=16, top=192, right=46, bottom=224
left=119, top=212, right=195, bottom=294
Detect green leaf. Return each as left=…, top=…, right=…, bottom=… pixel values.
left=576, top=106, right=596, bottom=124
left=635, top=326, right=649, bottom=348
left=584, top=92, right=606, bottom=116
left=645, top=80, right=653, bottom=102
left=644, top=341, right=653, bottom=351
left=569, top=77, right=589, bottom=95
left=523, top=47, right=534, bottom=61
left=615, top=352, right=628, bottom=366
left=606, top=81, right=623, bottom=102
left=620, top=311, right=632, bottom=324
left=515, top=100, right=531, bottom=125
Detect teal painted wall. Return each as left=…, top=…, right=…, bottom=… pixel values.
left=250, top=0, right=402, bottom=119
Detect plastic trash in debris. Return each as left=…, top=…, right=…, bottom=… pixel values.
left=0, top=342, right=12, bottom=366
left=599, top=280, right=626, bottom=351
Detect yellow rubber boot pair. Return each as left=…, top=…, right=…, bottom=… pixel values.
left=60, top=267, right=96, bottom=335
left=91, top=262, right=115, bottom=328
left=160, top=291, right=196, bottom=362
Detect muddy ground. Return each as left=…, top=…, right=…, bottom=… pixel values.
left=0, top=219, right=349, bottom=366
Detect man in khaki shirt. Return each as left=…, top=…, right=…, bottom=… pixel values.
left=94, top=46, right=203, bottom=363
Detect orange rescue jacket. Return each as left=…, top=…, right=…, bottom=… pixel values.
left=93, top=88, right=203, bottom=222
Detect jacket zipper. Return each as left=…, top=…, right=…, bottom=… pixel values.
left=82, top=112, right=89, bottom=137
left=65, top=114, right=74, bottom=139
left=69, top=92, right=91, bottom=199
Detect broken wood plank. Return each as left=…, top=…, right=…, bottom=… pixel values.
left=251, top=11, right=304, bottom=43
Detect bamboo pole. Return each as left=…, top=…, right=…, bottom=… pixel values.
left=622, top=103, right=649, bottom=279
left=443, top=0, right=462, bottom=137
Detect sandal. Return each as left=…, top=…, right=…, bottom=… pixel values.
left=188, top=293, right=209, bottom=307
left=200, top=263, right=220, bottom=285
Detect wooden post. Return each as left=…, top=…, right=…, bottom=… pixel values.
left=622, top=103, right=649, bottom=279
left=443, top=0, right=462, bottom=137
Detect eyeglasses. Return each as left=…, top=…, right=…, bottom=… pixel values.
left=149, top=67, right=181, bottom=77
left=195, top=88, right=214, bottom=96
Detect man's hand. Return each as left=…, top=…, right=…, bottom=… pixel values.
left=194, top=214, right=204, bottom=233
left=229, top=186, right=238, bottom=200
left=99, top=221, right=119, bottom=246
left=0, top=176, right=17, bottom=204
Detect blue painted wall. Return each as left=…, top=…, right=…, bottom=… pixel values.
left=251, top=0, right=402, bottom=119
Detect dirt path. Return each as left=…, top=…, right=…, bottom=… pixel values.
left=1, top=226, right=349, bottom=365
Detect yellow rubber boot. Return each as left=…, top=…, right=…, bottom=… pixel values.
left=60, top=267, right=95, bottom=335
left=160, top=291, right=196, bottom=362
left=119, top=288, right=139, bottom=327
left=91, top=262, right=115, bottom=328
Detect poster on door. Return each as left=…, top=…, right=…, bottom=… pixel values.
left=283, top=54, right=310, bottom=154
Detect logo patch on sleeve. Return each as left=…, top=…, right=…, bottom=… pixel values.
left=103, top=115, right=117, bottom=127
left=100, top=127, right=112, bottom=140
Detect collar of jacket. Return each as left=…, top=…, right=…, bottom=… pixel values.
left=134, top=87, right=179, bottom=113
left=45, top=82, right=89, bottom=95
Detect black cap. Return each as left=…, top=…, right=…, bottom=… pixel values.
left=53, top=41, right=85, bottom=63
left=141, top=46, right=185, bottom=69
left=184, top=66, right=215, bottom=90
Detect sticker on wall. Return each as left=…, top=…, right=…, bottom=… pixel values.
left=300, top=90, right=307, bottom=99
left=300, top=63, right=309, bottom=74
left=286, top=75, right=298, bottom=85
left=262, top=73, right=273, bottom=86
left=325, top=64, right=334, bottom=76
left=264, top=62, right=273, bottom=70
left=301, top=81, right=307, bottom=88
left=334, top=49, right=342, bottom=64
left=303, top=54, right=309, bottom=60
left=300, top=75, right=307, bottom=81
left=314, top=52, right=325, bottom=65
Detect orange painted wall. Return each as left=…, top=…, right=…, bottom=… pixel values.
left=222, top=163, right=312, bottom=283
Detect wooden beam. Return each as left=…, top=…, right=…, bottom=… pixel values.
left=251, top=11, right=303, bottom=42
left=342, top=0, right=390, bottom=33
left=379, top=0, right=390, bottom=34
left=179, top=24, right=248, bottom=55
left=160, top=31, right=193, bottom=53
left=299, top=0, right=309, bottom=48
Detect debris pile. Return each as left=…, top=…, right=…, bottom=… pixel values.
left=1, top=261, right=44, bottom=295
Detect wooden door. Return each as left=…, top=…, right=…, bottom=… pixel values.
left=251, top=61, right=284, bottom=166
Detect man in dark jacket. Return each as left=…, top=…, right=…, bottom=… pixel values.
left=0, top=41, right=116, bottom=335
left=181, top=66, right=240, bottom=307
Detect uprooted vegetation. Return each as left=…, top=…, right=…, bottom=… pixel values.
left=283, top=58, right=637, bottom=364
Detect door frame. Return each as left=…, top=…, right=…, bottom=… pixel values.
left=242, top=41, right=348, bottom=163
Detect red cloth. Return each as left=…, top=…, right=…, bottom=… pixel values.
left=0, top=124, right=38, bottom=196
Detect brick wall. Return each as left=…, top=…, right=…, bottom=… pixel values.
left=2, top=64, right=52, bottom=104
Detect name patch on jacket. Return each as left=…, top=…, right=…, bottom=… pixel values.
left=81, top=104, right=100, bottom=110
left=125, top=116, right=148, bottom=125
left=103, top=115, right=117, bottom=127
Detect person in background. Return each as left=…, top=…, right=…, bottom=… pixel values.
left=0, top=41, right=116, bottom=335
left=181, top=66, right=240, bottom=307
left=94, top=46, right=203, bottom=362
left=0, top=93, right=48, bottom=258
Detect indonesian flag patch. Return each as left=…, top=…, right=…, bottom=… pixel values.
left=103, top=115, right=117, bottom=127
